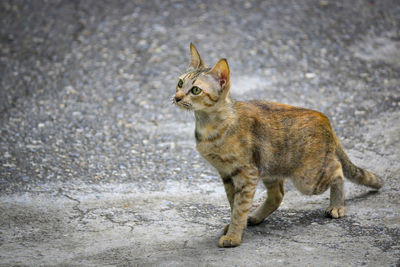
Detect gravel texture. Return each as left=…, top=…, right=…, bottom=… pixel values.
left=0, top=0, right=399, bottom=266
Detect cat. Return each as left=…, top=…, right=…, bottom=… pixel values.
left=173, top=43, right=383, bottom=248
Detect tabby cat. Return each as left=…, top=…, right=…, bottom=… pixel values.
left=173, top=43, right=383, bottom=248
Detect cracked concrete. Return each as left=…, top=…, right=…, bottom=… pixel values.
left=1, top=181, right=399, bottom=266
left=1, top=0, right=399, bottom=266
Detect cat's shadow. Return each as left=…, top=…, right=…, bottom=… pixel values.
left=346, top=189, right=380, bottom=203
left=248, top=189, right=380, bottom=235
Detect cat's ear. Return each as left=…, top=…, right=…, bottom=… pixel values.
left=189, top=43, right=206, bottom=69
left=208, top=58, right=230, bottom=89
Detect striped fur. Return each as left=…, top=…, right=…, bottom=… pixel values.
left=174, top=44, right=383, bottom=248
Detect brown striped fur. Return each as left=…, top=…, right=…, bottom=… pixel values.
left=174, top=43, right=383, bottom=248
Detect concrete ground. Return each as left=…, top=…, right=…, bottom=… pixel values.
left=0, top=0, right=399, bottom=266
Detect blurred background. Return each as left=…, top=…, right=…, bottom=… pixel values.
left=0, top=0, right=399, bottom=265
left=1, top=0, right=399, bottom=192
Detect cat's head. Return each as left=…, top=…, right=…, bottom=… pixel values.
left=173, top=43, right=231, bottom=111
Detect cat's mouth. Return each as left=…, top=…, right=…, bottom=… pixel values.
left=180, top=102, right=193, bottom=110
left=175, top=101, right=193, bottom=110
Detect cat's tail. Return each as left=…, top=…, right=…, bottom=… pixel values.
left=335, top=140, right=383, bottom=190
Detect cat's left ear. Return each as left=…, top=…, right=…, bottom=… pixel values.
left=208, top=58, right=230, bottom=89
left=189, top=43, right=206, bottom=69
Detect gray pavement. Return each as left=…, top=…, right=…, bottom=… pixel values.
left=0, top=0, right=399, bottom=266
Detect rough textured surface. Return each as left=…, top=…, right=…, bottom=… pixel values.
left=0, top=0, right=399, bottom=266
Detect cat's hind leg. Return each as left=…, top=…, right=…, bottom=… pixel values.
left=247, top=180, right=284, bottom=225
left=311, top=160, right=346, bottom=219
left=324, top=168, right=345, bottom=218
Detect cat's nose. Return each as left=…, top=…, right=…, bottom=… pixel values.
left=175, top=96, right=182, bottom=102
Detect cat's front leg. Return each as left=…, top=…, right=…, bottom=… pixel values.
left=221, top=174, right=235, bottom=235
left=219, top=168, right=258, bottom=248
left=221, top=174, right=235, bottom=210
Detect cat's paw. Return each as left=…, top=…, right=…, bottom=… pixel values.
left=223, top=224, right=230, bottom=235
left=247, top=215, right=263, bottom=226
left=218, top=235, right=241, bottom=248
left=325, top=206, right=345, bottom=219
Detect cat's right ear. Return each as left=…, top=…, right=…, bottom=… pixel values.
left=189, top=43, right=206, bottom=69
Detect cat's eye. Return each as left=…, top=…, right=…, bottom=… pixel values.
left=191, top=86, right=202, bottom=95
left=177, top=79, right=183, bottom=88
